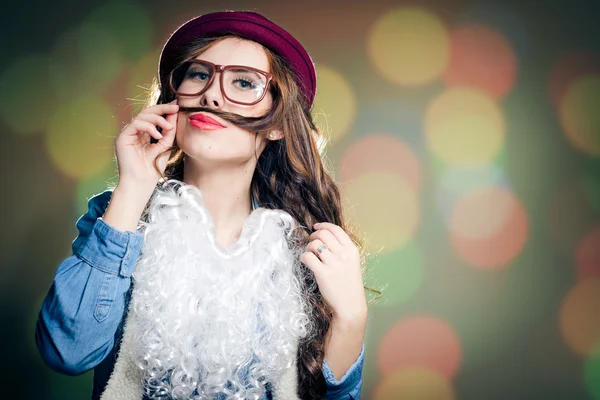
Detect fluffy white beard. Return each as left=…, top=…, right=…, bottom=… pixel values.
left=128, top=180, right=316, bottom=400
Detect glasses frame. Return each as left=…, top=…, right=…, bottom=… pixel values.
left=168, top=59, right=275, bottom=106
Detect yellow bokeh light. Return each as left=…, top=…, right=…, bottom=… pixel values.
left=312, top=65, right=357, bottom=143
left=128, top=49, right=161, bottom=107
left=46, top=96, right=116, bottom=179
left=560, top=75, right=600, bottom=156
left=426, top=88, right=505, bottom=166
left=368, top=7, right=450, bottom=86
left=560, top=279, right=600, bottom=357
left=342, top=170, right=419, bottom=254
left=374, top=367, right=455, bottom=400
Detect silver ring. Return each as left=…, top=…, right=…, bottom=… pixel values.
left=316, top=244, right=328, bottom=254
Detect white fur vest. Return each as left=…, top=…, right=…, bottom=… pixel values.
left=98, top=297, right=301, bottom=400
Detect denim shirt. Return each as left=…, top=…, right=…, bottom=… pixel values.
left=35, top=190, right=364, bottom=400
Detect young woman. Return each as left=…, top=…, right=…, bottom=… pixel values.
left=36, top=10, right=367, bottom=400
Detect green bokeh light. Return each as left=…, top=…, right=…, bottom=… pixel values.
left=0, top=54, right=57, bottom=135
left=368, top=241, right=424, bottom=307
left=585, top=349, right=600, bottom=400
left=86, top=0, right=153, bottom=62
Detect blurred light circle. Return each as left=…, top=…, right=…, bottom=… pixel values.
left=86, top=0, right=153, bottom=62
left=426, top=88, right=505, bottom=166
left=368, top=7, right=450, bottom=86
left=577, top=226, right=600, bottom=282
left=50, top=24, right=123, bottom=99
left=46, top=96, right=116, bottom=179
left=75, top=162, right=118, bottom=217
left=0, top=54, right=57, bottom=135
left=443, top=25, right=517, bottom=99
left=312, top=65, right=357, bottom=143
left=559, top=75, right=600, bottom=156
left=450, top=186, right=514, bottom=240
left=342, top=170, right=419, bottom=254
left=128, top=49, right=161, bottom=105
left=338, top=134, right=421, bottom=191
left=373, top=367, right=454, bottom=400
left=458, top=2, right=530, bottom=59
left=378, top=316, right=462, bottom=379
left=549, top=50, right=600, bottom=108
left=370, top=241, right=424, bottom=307
left=559, top=279, right=600, bottom=357
left=435, top=164, right=511, bottom=223
left=584, top=347, right=600, bottom=400
left=450, top=187, right=528, bottom=269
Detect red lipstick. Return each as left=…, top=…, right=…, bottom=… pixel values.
left=189, top=113, right=226, bottom=130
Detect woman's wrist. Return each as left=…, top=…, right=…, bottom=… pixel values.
left=103, top=183, right=155, bottom=233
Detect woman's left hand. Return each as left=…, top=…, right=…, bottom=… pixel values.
left=301, top=222, right=368, bottom=323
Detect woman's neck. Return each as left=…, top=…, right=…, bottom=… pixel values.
left=183, top=159, right=254, bottom=248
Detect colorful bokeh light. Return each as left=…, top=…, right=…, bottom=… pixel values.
left=46, top=96, right=116, bottom=179
left=0, top=54, right=57, bottom=135
left=373, top=367, right=455, bottom=400
left=342, top=170, right=419, bottom=254
left=450, top=186, right=528, bottom=269
left=378, top=316, right=462, bottom=379
left=338, top=134, right=421, bottom=190
left=559, top=279, right=600, bottom=357
left=559, top=74, right=600, bottom=156
left=367, top=7, right=450, bottom=86
left=312, top=65, right=357, bottom=143
left=443, top=25, right=517, bottom=99
left=368, top=241, right=424, bottom=307
left=425, top=88, right=505, bottom=166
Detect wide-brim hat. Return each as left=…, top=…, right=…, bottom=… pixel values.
left=158, top=10, right=317, bottom=109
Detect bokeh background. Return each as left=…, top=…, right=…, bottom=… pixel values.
left=2, top=0, right=599, bottom=398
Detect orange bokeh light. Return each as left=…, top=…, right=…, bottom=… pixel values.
left=378, top=316, right=462, bottom=379
left=443, top=25, right=517, bottom=99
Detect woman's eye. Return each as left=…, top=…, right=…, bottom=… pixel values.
left=188, top=71, right=210, bottom=80
left=233, top=78, right=255, bottom=90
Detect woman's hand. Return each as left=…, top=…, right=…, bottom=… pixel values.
left=114, top=100, right=179, bottom=189
left=301, top=222, right=368, bottom=323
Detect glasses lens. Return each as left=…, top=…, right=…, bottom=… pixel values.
left=222, top=68, right=268, bottom=104
left=171, top=61, right=213, bottom=95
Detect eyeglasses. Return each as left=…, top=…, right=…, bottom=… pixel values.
left=168, top=59, right=274, bottom=106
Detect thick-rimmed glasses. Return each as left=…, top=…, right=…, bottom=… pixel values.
left=168, top=59, right=274, bottom=106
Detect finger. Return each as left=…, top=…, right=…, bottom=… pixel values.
left=306, top=239, right=334, bottom=264
left=313, top=222, right=353, bottom=247
left=309, top=229, right=342, bottom=252
left=158, top=112, right=178, bottom=148
left=136, top=112, right=173, bottom=132
left=130, top=119, right=163, bottom=140
left=139, top=102, right=179, bottom=116
left=300, top=251, right=325, bottom=276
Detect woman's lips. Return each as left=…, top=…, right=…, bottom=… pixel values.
left=189, top=113, right=226, bottom=130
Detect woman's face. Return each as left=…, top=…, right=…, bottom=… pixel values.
left=175, top=37, right=276, bottom=170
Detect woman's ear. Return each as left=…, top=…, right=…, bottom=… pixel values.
left=268, top=130, right=284, bottom=141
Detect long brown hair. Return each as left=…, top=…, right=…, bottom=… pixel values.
left=146, top=34, right=375, bottom=399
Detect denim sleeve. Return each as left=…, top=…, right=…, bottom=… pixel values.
left=322, top=342, right=365, bottom=399
left=35, top=190, right=144, bottom=376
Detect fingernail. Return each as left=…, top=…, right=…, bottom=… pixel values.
left=166, top=123, right=173, bottom=129
left=314, top=223, right=320, bottom=227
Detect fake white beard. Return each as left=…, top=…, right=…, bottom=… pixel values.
left=128, top=180, right=316, bottom=400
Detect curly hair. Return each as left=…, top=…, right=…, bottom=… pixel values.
left=144, top=34, right=376, bottom=399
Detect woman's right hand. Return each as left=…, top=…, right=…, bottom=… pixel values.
left=114, top=100, right=179, bottom=189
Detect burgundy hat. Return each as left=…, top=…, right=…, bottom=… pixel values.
left=158, top=10, right=317, bottom=109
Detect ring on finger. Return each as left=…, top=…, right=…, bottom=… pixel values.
left=316, top=243, right=328, bottom=254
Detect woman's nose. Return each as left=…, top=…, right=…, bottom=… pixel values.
left=199, top=75, right=224, bottom=108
